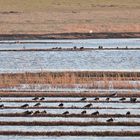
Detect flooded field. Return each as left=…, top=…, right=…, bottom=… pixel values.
left=0, top=89, right=140, bottom=139
left=0, top=39, right=140, bottom=139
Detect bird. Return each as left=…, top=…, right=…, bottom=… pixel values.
left=110, top=92, right=117, bottom=97
left=21, top=104, right=29, bottom=108
left=33, top=110, right=40, bottom=115
left=24, top=110, right=33, bottom=115
left=106, top=118, right=113, bottom=122
left=80, top=47, right=84, bottom=50
left=84, top=103, right=92, bottom=108
left=81, top=97, right=86, bottom=101
left=63, top=111, right=69, bottom=115
left=58, top=103, right=64, bottom=107
left=73, top=46, right=77, bottom=50
left=32, top=97, right=39, bottom=100
left=40, top=97, right=45, bottom=101
left=126, top=111, right=130, bottom=115
left=81, top=110, right=86, bottom=114
left=41, top=110, right=47, bottom=114
left=130, top=97, right=137, bottom=103
left=34, top=102, right=41, bottom=107
left=91, top=111, right=99, bottom=115
left=94, top=97, right=99, bottom=101
left=106, top=97, right=110, bottom=101
left=0, top=104, right=4, bottom=108
left=119, top=97, right=126, bottom=101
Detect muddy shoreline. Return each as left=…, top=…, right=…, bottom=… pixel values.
left=0, top=32, right=140, bottom=40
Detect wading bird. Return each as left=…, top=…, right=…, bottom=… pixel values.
left=106, top=97, right=110, bottom=101
left=58, top=103, right=64, bottom=107
left=81, top=97, right=86, bottom=101
left=0, top=104, right=4, bottom=108
left=33, top=110, right=40, bottom=115
left=130, top=97, right=137, bottom=103
left=81, top=110, right=86, bottom=114
left=106, top=118, right=113, bottom=122
left=84, top=103, right=92, bottom=108
left=92, top=111, right=99, bottom=115
left=119, top=97, right=126, bottom=101
left=21, top=104, right=29, bottom=108
left=32, top=97, right=39, bottom=100
left=34, top=103, right=41, bottom=107
left=24, top=110, right=33, bottom=115
left=110, top=92, right=117, bottom=97
left=94, top=97, right=99, bottom=101
left=40, top=97, right=45, bottom=101
left=63, top=111, right=69, bottom=115
left=126, top=111, right=130, bottom=115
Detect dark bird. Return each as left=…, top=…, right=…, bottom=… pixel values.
left=106, top=97, right=110, bottom=101
left=24, top=110, right=33, bottom=115
left=84, top=103, right=92, bottom=108
left=119, top=97, right=126, bottom=101
left=0, top=104, right=4, bottom=108
left=106, top=118, right=113, bottom=122
left=41, top=110, right=47, bottom=114
left=63, top=111, right=69, bottom=115
left=81, top=97, right=86, bottom=101
left=94, top=97, right=99, bottom=101
left=130, top=97, right=137, bottom=103
left=58, top=103, right=64, bottom=107
left=21, top=104, right=29, bottom=108
left=32, top=97, right=39, bottom=100
left=73, top=46, right=77, bottom=50
left=126, top=111, right=130, bottom=115
left=110, top=92, right=117, bottom=97
left=92, top=111, right=99, bottom=115
left=33, top=110, right=40, bottom=115
left=81, top=110, right=86, bottom=114
left=80, top=47, right=84, bottom=50
left=40, top=97, right=45, bottom=101
left=34, top=102, right=41, bottom=107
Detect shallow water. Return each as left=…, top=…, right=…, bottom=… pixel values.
left=0, top=50, right=140, bottom=72
left=0, top=136, right=139, bottom=140
left=0, top=39, right=140, bottom=72
left=0, top=38, right=140, bottom=49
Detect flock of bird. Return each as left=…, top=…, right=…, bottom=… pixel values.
left=0, top=93, right=137, bottom=122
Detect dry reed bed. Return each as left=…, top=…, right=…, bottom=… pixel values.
left=0, top=113, right=140, bottom=118
left=0, top=131, right=140, bottom=136
left=0, top=71, right=140, bottom=88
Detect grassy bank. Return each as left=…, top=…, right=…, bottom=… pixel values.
left=0, top=0, right=139, bottom=35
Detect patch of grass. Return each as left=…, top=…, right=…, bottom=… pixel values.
left=0, top=0, right=139, bottom=12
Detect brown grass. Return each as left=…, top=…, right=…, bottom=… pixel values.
left=0, top=71, right=140, bottom=88
left=0, top=91, right=140, bottom=97
left=0, top=0, right=140, bottom=34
